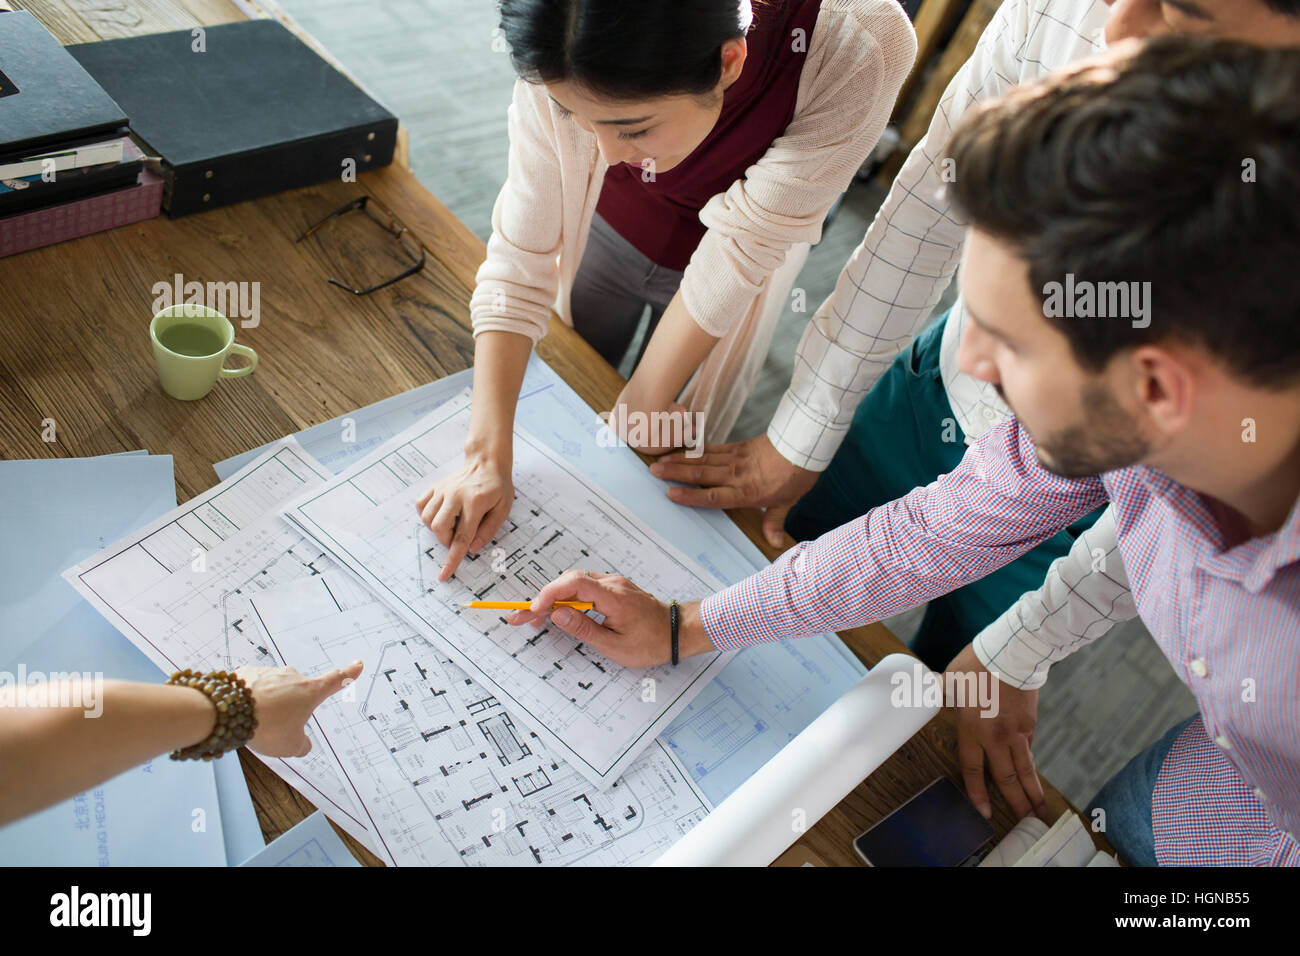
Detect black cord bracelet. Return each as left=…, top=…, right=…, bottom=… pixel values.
left=670, top=600, right=680, bottom=666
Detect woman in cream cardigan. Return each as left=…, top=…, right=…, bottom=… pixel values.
left=419, top=0, right=916, bottom=577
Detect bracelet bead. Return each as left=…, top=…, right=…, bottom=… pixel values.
left=166, top=668, right=257, bottom=761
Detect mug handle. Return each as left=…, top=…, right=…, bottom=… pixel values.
left=219, top=344, right=259, bottom=379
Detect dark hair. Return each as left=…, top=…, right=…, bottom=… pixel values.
left=945, top=36, right=1300, bottom=388
left=498, top=0, right=754, bottom=100
left=1264, top=0, right=1300, bottom=15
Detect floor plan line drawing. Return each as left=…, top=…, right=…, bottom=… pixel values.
left=59, top=387, right=872, bottom=863
left=61, top=440, right=376, bottom=850
left=254, top=573, right=712, bottom=866
left=283, top=391, right=735, bottom=788
left=209, top=355, right=871, bottom=810
left=66, top=442, right=328, bottom=669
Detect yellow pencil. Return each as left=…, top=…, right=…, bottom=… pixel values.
left=457, top=600, right=594, bottom=611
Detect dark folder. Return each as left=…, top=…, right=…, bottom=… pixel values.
left=67, top=19, right=399, bottom=217
left=0, top=10, right=129, bottom=156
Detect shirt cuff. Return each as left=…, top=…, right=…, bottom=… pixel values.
left=766, top=390, right=852, bottom=472
left=971, top=610, right=1054, bottom=691
left=699, top=575, right=784, bottom=652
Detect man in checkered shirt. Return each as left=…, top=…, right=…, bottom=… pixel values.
left=651, top=0, right=1300, bottom=672
left=517, top=37, right=1300, bottom=865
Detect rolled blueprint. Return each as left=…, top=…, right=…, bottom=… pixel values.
left=655, top=653, right=941, bottom=866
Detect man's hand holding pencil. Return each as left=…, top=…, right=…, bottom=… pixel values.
left=492, top=569, right=717, bottom=668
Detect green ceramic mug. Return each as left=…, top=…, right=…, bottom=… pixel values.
left=150, top=304, right=258, bottom=400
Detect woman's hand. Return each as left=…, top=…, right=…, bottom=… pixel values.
left=416, top=452, right=515, bottom=580
left=236, top=661, right=363, bottom=759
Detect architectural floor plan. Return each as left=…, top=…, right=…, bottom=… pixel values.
left=255, top=573, right=711, bottom=866
left=59, top=367, right=877, bottom=866
left=284, top=392, right=733, bottom=787
left=62, top=441, right=374, bottom=848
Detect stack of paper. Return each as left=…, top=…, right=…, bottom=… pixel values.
left=55, top=355, right=874, bottom=866
left=215, top=354, right=869, bottom=808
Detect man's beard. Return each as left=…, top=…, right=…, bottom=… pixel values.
left=1031, top=381, right=1151, bottom=478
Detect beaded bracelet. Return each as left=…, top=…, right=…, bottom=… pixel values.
left=166, top=668, right=258, bottom=761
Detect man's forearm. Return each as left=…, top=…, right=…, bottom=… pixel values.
left=699, top=422, right=1108, bottom=650
left=677, top=601, right=716, bottom=659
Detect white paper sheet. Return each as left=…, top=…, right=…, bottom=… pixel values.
left=254, top=572, right=712, bottom=866
left=214, top=355, right=870, bottom=805
left=239, top=811, right=359, bottom=867
left=61, top=440, right=375, bottom=851
left=283, top=390, right=734, bottom=788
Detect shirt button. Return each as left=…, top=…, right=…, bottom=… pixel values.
left=1253, top=787, right=1265, bottom=800
left=1215, top=734, right=1232, bottom=750
left=982, top=407, right=997, bottom=421
left=1190, top=658, right=1208, bottom=678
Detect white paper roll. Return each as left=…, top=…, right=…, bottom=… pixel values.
left=654, top=653, right=941, bottom=867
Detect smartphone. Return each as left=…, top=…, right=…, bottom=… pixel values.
left=852, top=777, right=996, bottom=866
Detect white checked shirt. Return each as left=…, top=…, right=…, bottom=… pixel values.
left=769, top=0, right=1118, bottom=684
left=973, top=504, right=1135, bottom=689
left=767, top=0, right=1109, bottom=468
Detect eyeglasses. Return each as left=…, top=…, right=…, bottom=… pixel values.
left=296, top=194, right=428, bottom=295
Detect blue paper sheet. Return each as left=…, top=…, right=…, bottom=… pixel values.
left=214, top=355, right=867, bottom=803
left=239, top=811, right=358, bottom=867
left=213, top=756, right=265, bottom=864
left=0, top=454, right=234, bottom=866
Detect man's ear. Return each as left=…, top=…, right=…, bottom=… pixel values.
left=1129, top=344, right=1197, bottom=438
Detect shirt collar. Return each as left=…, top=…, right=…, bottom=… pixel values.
left=1124, top=466, right=1300, bottom=591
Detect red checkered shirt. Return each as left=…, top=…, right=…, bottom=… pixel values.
left=701, top=419, right=1300, bottom=865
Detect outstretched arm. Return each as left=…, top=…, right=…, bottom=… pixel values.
left=0, top=661, right=361, bottom=827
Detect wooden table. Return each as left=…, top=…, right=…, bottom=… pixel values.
left=2, top=0, right=1111, bottom=867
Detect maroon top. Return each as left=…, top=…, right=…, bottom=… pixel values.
left=595, top=0, right=824, bottom=272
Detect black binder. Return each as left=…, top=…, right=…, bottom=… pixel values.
left=0, top=10, right=128, bottom=156
left=67, top=19, right=399, bottom=217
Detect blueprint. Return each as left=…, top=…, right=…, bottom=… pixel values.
left=254, top=573, right=711, bottom=866
left=213, top=355, right=868, bottom=807
left=214, top=359, right=758, bottom=587
left=61, top=440, right=375, bottom=850
left=284, top=391, right=733, bottom=788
